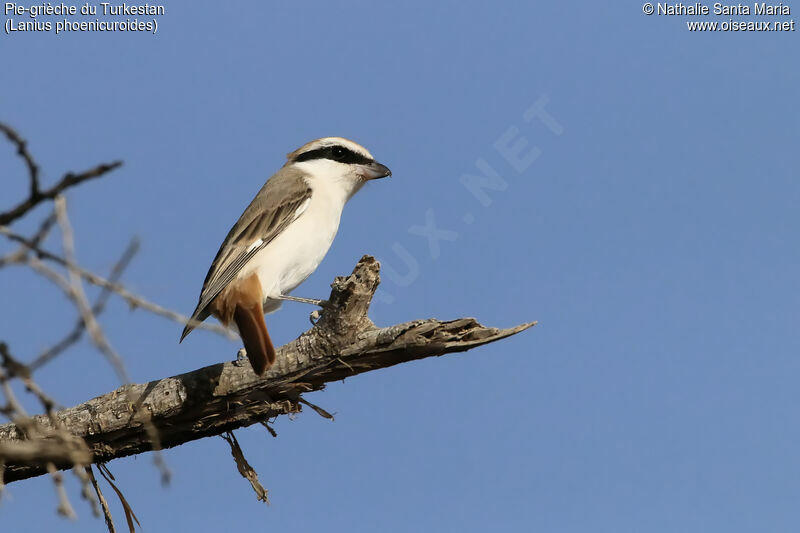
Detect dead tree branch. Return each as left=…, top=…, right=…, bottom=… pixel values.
left=0, top=256, right=535, bottom=484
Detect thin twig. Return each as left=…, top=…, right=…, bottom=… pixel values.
left=0, top=162, right=122, bottom=226
left=0, top=212, right=57, bottom=268
left=27, top=255, right=131, bottom=384
left=0, top=122, right=121, bottom=227
left=54, top=195, right=130, bottom=384
left=73, top=464, right=101, bottom=519
left=86, top=466, right=116, bottom=532
left=98, top=463, right=141, bottom=533
left=0, top=226, right=234, bottom=339
left=298, top=397, right=335, bottom=420
left=0, top=343, right=60, bottom=414
left=48, top=463, right=77, bottom=519
left=31, top=238, right=140, bottom=370
left=259, top=420, right=278, bottom=438
left=0, top=122, right=40, bottom=198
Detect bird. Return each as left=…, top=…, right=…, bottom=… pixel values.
left=180, top=137, right=391, bottom=375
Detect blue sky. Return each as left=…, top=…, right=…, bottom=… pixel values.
left=2, top=1, right=799, bottom=531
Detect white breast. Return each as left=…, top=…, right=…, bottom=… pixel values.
left=243, top=172, right=353, bottom=312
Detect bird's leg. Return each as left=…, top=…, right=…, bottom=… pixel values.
left=272, top=295, right=327, bottom=325
left=274, top=294, right=327, bottom=307
left=234, top=347, right=248, bottom=367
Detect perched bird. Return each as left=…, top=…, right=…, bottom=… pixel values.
left=180, top=137, right=391, bottom=375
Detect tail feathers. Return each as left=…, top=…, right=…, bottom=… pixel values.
left=233, top=303, right=276, bottom=375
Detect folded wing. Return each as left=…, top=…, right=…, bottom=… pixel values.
left=180, top=167, right=312, bottom=341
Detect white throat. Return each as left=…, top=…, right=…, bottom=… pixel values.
left=293, top=159, right=365, bottom=207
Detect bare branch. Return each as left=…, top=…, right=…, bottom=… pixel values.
left=0, top=122, right=40, bottom=198
left=0, top=256, right=536, bottom=483
left=31, top=237, right=140, bottom=370
left=297, top=398, right=334, bottom=420
left=48, top=463, right=77, bottom=519
left=0, top=226, right=234, bottom=339
left=0, top=122, right=122, bottom=226
left=53, top=196, right=130, bottom=383
left=97, top=464, right=140, bottom=533
left=26, top=256, right=130, bottom=383
left=73, top=464, right=101, bottom=519
left=0, top=162, right=121, bottom=225
left=0, top=345, right=61, bottom=414
left=0, top=212, right=56, bottom=268
left=86, top=466, right=116, bottom=532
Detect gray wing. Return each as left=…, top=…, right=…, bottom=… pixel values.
left=180, top=167, right=312, bottom=341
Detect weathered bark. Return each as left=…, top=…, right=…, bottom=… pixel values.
left=0, top=255, right=534, bottom=484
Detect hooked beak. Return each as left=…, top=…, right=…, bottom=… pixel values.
left=357, top=160, right=392, bottom=180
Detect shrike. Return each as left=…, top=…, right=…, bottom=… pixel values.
left=180, top=137, right=391, bottom=375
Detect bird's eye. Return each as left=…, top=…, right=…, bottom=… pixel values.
left=331, top=146, right=346, bottom=160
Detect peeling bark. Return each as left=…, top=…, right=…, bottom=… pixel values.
left=0, top=256, right=534, bottom=484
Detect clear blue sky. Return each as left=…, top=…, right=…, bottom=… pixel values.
left=2, top=2, right=799, bottom=531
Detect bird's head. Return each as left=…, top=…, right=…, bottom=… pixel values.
left=286, top=137, right=391, bottom=198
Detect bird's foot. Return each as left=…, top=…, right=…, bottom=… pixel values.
left=234, top=348, right=248, bottom=367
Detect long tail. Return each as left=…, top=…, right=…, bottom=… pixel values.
left=233, top=302, right=276, bottom=375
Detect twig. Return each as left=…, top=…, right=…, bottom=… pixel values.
left=0, top=343, right=60, bottom=415
left=28, top=254, right=131, bottom=384
left=48, top=463, right=77, bottom=519
left=0, top=226, right=234, bottom=339
left=0, top=212, right=56, bottom=268
left=54, top=196, right=130, bottom=384
left=222, top=431, right=269, bottom=504
left=0, top=122, right=40, bottom=198
left=86, top=466, right=116, bottom=532
left=73, top=464, right=101, bottom=519
left=259, top=420, right=278, bottom=438
left=97, top=463, right=140, bottom=533
left=31, top=238, right=140, bottom=370
left=0, top=358, right=33, bottom=426
left=297, top=398, right=335, bottom=420
left=0, top=121, right=121, bottom=227
left=0, top=162, right=122, bottom=226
